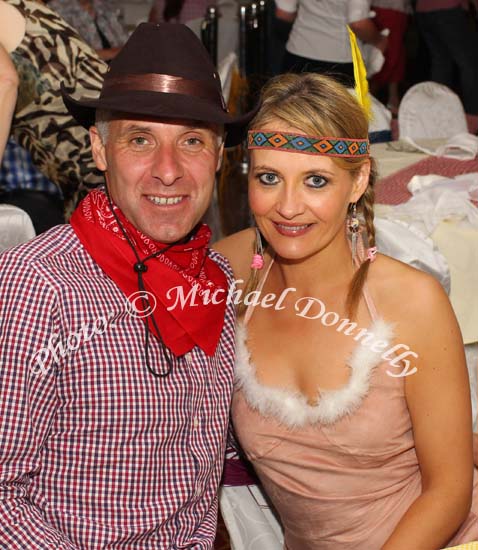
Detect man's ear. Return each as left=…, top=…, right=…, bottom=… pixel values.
left=350, top=160, right=371, bottom=203
left=216, top=141, right=225, bottom=172
left=89, top=126, right=107, bottom=171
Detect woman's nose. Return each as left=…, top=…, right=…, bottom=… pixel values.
left=275, top=185, right=306, bottom=219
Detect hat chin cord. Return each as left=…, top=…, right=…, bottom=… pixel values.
left=103, top=183, right=177, bottom=378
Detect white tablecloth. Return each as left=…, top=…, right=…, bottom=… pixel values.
left=371, top=138, right=446, bottom=179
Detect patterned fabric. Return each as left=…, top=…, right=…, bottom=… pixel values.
left=375, top=156, right=478, bottom=205
left=0, top=225, right=236, bottom=548
left=6, top=0, right=108, bottom=216
left=71, top=189, right=228, bottom=356
left=0, top=138, right=60, bottom=196
left=248, top=130, right=370, bottom=157
left=48, top=0, right=129, bottom=51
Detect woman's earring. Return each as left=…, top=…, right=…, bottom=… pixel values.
left=347, top=203, right=360, bottom=264
left=251, top=227, right=264, bottom=270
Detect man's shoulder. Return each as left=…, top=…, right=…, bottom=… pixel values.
left=207, top=247, right=234, bottom=283
left=0, top=224, right=88, bottom=281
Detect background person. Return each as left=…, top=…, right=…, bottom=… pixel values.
left=214, top=72, right=478, bottom=549
left=148, top=0, right=212, bottom=24
left=0, top=0, right=107, bottom=220
left=414, top=0, right=478, bottom=133
left=47, top=0, right=129, bottom=61
left=370, top=0, right=411, bottom=114
left=275, top=0, right=387, bottom=86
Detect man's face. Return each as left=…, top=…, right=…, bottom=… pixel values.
left=90, top=117, right=224, bottom=243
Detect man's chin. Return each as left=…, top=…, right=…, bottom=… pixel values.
left=140, top=224, right=196, bottom=244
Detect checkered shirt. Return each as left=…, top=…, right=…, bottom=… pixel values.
left=0, top=138, right=61, bottom=196
left=0, top=224, right=236, bottom=549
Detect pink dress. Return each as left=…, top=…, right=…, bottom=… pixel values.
left=231, top=261, right=478, bottom=549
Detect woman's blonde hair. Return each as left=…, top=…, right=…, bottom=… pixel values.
left=246, top=72, right=377, bottom=318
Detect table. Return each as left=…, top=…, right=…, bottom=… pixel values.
left=372, top=141, right=478, bottom=344
left=372, top=139, right=478, bottom=205
left=371, top=139, right=443, bottom=178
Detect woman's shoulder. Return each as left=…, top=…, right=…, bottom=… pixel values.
left=370, top=252, right=451, bottom=322
left=368, top=253, right=460, bottom=363
left=212, top=227, right=256, bottom=282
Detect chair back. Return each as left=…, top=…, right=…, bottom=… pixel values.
left=398, top=81, right=468, bottom=139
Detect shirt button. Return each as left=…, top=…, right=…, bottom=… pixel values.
left=193, top=417, right=199, bottom=428
left=184, top=352, right=192, bottom=362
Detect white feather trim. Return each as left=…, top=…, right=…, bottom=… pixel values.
left=235, top=319, right=395, bottom=428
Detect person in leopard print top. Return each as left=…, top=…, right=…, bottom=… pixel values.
left=0, top=0, right=108, bottom=218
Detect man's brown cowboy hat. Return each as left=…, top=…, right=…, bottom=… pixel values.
left=61, top=22, right=257, bottom=147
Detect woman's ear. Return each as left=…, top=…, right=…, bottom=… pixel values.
left=350, top=160, right=371, bottom=203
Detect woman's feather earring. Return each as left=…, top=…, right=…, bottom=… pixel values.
left=347, top=203, right=360, bottom=264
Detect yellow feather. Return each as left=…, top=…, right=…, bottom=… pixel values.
left=347, top=25, right=371, bottom=119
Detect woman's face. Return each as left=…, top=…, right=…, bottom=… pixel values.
left=248, top=124, right=369, bottom=261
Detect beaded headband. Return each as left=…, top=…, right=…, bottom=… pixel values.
left=248, top=131, right=370, bottom=158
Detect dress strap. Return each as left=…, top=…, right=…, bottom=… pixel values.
left=362, top=281, right=379, bottom=322
left=243, top=256, right=275, bottom=326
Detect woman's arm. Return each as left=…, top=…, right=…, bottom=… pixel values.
left=274, top=0, right=297, bottom=23
left=0, top=42, right=19, bottom=162
left=348, top=18, right=388, bottom=54
left=382, top=275, right=473, bottom=549
left=347, top=0, right=388, bottom=53
left=0, top=1, right=26, bottom=161
left=275, top=6, right=296, bottom=23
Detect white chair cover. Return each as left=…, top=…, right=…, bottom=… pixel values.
left=398, top=82, right=468, bottom=140
left=220, top=485, right=284, bottom=550
left=0, top=204, right=35, bottom=252
left=369, top=95, right=392, bottom=134
left=218, top=51, right=238, bottom=105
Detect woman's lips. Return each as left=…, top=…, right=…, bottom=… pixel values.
left=272, top=221, right=313, bottom=237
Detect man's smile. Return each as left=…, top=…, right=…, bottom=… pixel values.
left=146, top=195, right=185, bottom=206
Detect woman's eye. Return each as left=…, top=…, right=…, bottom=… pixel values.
left=305, top=175, right=328, bottom=188
left=258, top=172, right=279, bottom=185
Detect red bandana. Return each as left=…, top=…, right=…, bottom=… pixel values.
left=70, top=189, right=228, bottom=356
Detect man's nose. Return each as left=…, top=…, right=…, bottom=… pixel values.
left=151, top=144, right=184, bottom=186
left=276, top=185, right=306, bottom=219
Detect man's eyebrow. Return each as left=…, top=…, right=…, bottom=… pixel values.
left=122, top=124, right=153, bottom=133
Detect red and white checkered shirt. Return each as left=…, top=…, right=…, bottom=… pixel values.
left=0, top=224, right=236, bottom=549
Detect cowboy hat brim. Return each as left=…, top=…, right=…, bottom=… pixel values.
left=61, top=84, right=258, bottom=148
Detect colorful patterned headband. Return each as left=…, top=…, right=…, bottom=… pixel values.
left=248, top=130, right=370, bottom=158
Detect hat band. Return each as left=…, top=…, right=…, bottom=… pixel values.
left=102, top=73, right=225, bottom=107
left=248, top=131, right=370, bottom=157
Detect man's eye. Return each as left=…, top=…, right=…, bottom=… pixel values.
left=132, top=136, right=149, bottom=146
left=305, top=175, right=328, bottom=188
left=185, top=137, right=202, bottom=146
left=258, top=173, right=279, bottom=185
